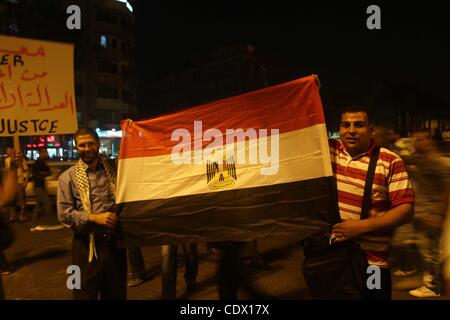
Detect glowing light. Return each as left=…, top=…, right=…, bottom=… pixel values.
left=115, top=0, right=133, bottom=12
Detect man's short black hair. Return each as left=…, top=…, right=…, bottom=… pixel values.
left=74, top=127, right=100, bottom=145
left=340, top=105, right=373, bottom=124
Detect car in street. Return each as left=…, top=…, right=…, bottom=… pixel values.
left=25, top=161, right=75, bottom=206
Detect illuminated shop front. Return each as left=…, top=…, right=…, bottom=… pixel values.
left=22, top=129, right=122, bottom=160
left=25, top=135, right=75, bottom=161
left=96, top=129, right=122, bottom=157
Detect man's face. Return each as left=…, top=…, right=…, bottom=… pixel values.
left=39, top=149, right=48, bottom=159
left=386, top=128, right=395, bottom=144
left=75, top=134, right=99, bottom=165
left=412, top=132, right=432, bottom=153
left=339, top=112, right=374, bottom=156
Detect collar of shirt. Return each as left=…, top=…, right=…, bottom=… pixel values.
left=337, top=139, right=378, bottom=160
left=80, top=158, right=100, bottom=172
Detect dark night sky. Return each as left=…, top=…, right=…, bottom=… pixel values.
left=134, top=1, right=450, bottom=102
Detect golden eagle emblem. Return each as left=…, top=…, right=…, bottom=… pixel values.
left=206, top=155, right=237, bottom=190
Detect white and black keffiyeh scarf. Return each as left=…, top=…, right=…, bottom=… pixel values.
left=75, top=157, right=117, bottom=262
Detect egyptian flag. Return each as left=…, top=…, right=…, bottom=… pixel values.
left=116, top=74, right=335, bottom=247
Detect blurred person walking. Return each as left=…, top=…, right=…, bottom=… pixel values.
left=408, top=129, right=450, bottom=298
left=375, top=128, right=421, bottom=276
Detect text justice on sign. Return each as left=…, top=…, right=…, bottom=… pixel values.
left=0, top=118, right=59, bottom=135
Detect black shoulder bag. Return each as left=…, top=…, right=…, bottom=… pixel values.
left=301, top=146, right=380, bottom=299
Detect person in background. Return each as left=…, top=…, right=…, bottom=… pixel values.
left=375, top=127, right=421, bottom=277
left=30, top=148, right=63, bottom=231
left=161, top=243, right=198, bottom=299
left=4, top=147, right=28, bottom=222
left=238, top=240, right=267, bottom=269
left=127, top=247, right=150, bottom=287
left=408, top=129, right=450, bottom=298
left=441, top=126, right=450, bottom=142
left=0, top=148, right=18, bottom=297
left=374, top=125, right=395, bottom=149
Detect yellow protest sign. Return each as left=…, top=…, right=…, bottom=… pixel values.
left=0, top=35, right=78, bottom=136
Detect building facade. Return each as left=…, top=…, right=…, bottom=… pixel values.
left=139, top=44, right=269, bottom=118
left=0, top=0, right=137, bottom=158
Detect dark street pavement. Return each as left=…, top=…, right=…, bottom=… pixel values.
left=1, top=213, right=448, bottom=300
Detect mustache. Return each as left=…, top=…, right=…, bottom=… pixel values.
left=79, top=150, right=99, bottom=158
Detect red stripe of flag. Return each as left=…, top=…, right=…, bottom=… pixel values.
left=120, top=75, right=324, bottom=159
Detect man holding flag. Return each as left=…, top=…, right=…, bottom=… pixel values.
left=57, top=128, right=127, bottom=300
left=115, top=75, right=415, bottom=299
left=329, top=105, right=414, bottom=299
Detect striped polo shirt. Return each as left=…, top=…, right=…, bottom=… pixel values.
left=329, top=139, right=414, bottom=267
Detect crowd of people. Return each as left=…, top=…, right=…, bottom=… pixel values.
left=1, top=105, right=450, bottom=300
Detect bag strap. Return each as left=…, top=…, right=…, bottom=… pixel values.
left=360, top=145, right=380, bottom=220
left=329, top=144, right=381, bottom=225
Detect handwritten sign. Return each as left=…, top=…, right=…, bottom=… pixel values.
left=0, top=35, right=78, bottom=136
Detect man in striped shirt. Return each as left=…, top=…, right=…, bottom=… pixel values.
left=330, top=105, right=414, bottom=300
